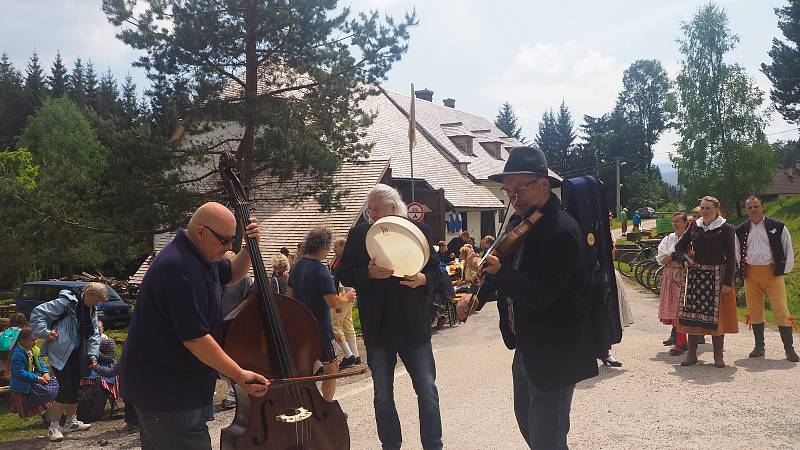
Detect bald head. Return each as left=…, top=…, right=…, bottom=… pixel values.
left=187, top=202, right=237, bottom=263
left=188, top=202, right=235, bottom=231
left=333, top=237, right=347, bottom=258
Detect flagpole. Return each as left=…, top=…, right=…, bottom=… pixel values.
left=409, top=83, right=416, bottom=203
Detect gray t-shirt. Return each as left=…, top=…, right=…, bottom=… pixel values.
left=221, top=276, right=254, bottom=317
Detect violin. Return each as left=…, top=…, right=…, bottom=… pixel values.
left=461, top=205, right=544, bottom=322
left=218, top=152, right=363, bottom=450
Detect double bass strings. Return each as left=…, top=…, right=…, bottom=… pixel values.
left=227, top=174, right=311, bottom=445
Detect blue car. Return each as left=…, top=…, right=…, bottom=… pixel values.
left=15, top=281, right=132, bottom=329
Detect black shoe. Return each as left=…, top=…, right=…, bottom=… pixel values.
left=339, top=356, right=356, bottom=370
left=669, top=344, right=687, bottom=356
left=603, top=355, right=622, bottom=367
left=352, top=356, right=362, bottom=365
left=663, top=327, right=677, bottom=346
left=220, top=398, right=236, bottom=411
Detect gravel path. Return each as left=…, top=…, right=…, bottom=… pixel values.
left=11, top=276, right=800, bottom=449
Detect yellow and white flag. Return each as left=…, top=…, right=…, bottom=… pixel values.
left=409, top=83, right=417, bottom=152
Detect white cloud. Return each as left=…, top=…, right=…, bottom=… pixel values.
left=486, top=41, right=625, bottom=129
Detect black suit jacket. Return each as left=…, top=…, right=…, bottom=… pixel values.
left=335, top=220, right=441, bottom=348
left=480, top=194, right=599, bottom=390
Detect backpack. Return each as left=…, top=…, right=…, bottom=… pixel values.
left=0, top=327, right=21, bottom=353
left=77, top=383, right=109, bottom=423
left=560, top=176, right=623, bottom=360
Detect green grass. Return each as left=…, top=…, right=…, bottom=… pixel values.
left=0, top=402, right=48, bottom=443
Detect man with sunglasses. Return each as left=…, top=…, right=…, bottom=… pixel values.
left=120, top=202, right=269, bottom=450
left=457, top=147, right=598, bottom=449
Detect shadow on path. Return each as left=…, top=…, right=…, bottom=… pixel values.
left=576, top=365, right=627, bottom=390
left=733, top=357, right=797, bottom=373
left=667, top=362, right=738, bottom=385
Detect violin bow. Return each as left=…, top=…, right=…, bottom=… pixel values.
left=245, top=367, right=368, bottom=388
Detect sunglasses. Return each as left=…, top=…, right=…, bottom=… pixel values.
left=203, top=225, right=236, bottom=245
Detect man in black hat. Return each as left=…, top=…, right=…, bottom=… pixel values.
left=457, top=146, right=598, bottom=449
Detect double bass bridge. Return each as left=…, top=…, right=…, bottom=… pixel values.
left=275, top=407, right=312, bottom=423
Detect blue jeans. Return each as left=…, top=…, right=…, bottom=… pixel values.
left=512, top=350, right=575, bottom=449
left=135, top=405, right=211, bottom=450
left=367, top=340, right=442, bottom=450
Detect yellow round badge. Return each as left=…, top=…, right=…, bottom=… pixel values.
left=586, top=233, right=596, bottom=247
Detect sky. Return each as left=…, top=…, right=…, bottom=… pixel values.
left=2, top=0, right=797, bottom=166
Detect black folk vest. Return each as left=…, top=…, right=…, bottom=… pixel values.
left=735, top=217, right=787, bottom=276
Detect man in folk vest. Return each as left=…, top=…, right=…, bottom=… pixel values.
left=735, top=195, right=798, bottom=362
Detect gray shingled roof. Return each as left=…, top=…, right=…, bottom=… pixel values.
left=365, top=90, right=503, bottom=209
left=383, top=90, right=561, bottom=183
left=764, top=166, right=800, bottom=195
left=130, top=160, right=389, bottom=285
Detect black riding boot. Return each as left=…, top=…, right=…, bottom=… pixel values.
left=779, top=326, right=800, bottom=363
left=749, top=323, right=765, bottom=358
left=663, top=326, right=676, bottom=346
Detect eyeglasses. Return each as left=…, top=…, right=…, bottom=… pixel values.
left=203, top=225, right=236, bottom=245
left=501, top=178, right=539, bottom=199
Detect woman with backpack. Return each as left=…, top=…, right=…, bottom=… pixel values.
left=30, top=282, right=106, bottom=442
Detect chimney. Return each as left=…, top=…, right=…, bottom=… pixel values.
left=414, top=88, right=433, bottom=102
left=443, top=98, right=455, bottom=108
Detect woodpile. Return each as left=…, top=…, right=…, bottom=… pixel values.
left=52, top=272, right=136, bottom=302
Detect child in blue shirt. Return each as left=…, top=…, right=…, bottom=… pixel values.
left=9, top=327, right=59, bottom=428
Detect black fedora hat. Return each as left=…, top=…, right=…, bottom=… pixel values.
left=488, top=146, right=562, bottom=187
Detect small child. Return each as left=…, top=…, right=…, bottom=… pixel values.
left=9, top=328, right=60, bottom=436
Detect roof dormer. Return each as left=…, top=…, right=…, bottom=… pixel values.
left=441, top=122, right=474, bottom=156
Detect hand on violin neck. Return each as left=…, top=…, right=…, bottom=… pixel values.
left=479, top=254, right=501, bottom=275
left=399, top=272, right=426, bottom=288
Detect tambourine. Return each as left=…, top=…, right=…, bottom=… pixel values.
left=365, top=216, right=430, bottom=277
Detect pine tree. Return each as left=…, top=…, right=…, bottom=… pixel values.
left=493, top=101, right=524, bottom=141
left=535, top=109, right=562, bottom=172
left=0, top=53, right=25, bottom=149
left=68, top=58, right=86, bottom=107
left=23, top=51, right=47, bottom=114
left=48, top=52, right=68, bottom=98
left=555, top=101, right=577, bottom=171
left=120, top=74, right=140, bottom=127
left=96, top=68, right=119, bottom=119
left=762, top=0, right=800, bottom=124
left=103, top=0, right=417, bottom=209
left=84, top=60, right=99, bottom=110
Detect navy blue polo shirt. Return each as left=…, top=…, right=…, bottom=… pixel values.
left=120, top=229, right=231, bottom=412
left=288, top=257, right=337, bottom=343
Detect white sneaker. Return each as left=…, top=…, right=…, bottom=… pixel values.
left=49, top=425, right=64, bottom=442
left=63, top=419, right=91, bottom=433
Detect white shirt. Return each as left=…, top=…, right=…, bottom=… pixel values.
left=734, top=217, right=795, bottom=274
left=656, top=232, right=682, bottom=266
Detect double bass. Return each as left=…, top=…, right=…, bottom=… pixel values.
left=219, top=153, right=363, bottom=450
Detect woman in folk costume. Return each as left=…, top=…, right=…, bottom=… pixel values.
left=673, top=196, right=739, bottom=367
left=656, top=212, right=690, bottom=355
